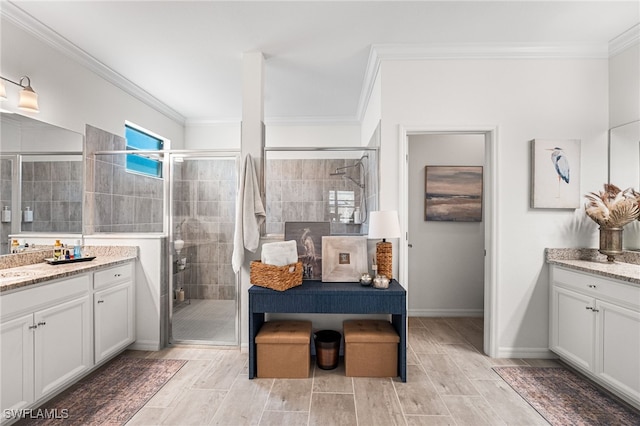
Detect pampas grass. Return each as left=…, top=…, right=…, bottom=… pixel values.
left=585, top=184, right=639, bottom=228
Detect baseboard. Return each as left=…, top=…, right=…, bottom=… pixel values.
left=128, top=340, right=161, bottom=352
left=497, top=346, right=556, bottom=359
left=408, top=308, right=483, bottom=317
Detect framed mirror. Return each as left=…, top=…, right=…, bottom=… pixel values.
left=609, top=120, right=640, bottom=190
left=0, top=113, right=84, bottom=255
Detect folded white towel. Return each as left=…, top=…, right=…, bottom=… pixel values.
left=261, top=240, right=298, bottom=266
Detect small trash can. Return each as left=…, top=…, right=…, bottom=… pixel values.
left=314, top=330, right=341, bottom=370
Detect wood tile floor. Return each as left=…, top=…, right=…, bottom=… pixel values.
left=127, top=317, right=556, bottom=425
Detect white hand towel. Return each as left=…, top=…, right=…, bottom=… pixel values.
left=261, top=240, right=298, bottom=266
left=232, top=154, right=266, bottom=273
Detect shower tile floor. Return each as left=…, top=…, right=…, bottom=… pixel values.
left=172, top=299, right=237, bottom=344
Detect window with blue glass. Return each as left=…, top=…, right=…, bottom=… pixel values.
left=125, top=125, right=164, bottom=178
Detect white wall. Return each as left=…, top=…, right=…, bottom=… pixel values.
left=407, top=134, right=485, bottom=316
left=380, top=58, right=609, bottom=357
left=266, top=124, right=361, bottom=147
left=184, top=121, right=241, bottom=150
left=1, top=18, right=184, bottom=147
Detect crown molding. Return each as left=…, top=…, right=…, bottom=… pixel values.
left=1, top=2, right=186, bottom=125
left=609, top=23, right=640, bottom=57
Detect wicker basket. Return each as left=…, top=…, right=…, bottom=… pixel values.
left=250, top=261, right=303, bottom=291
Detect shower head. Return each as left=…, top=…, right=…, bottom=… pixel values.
left=329, top=170, right=346, bottom=176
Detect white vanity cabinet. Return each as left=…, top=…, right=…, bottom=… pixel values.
left=0, top=274, right=92, bottom=412
left=550, top=265, right=640, bottom=408
left=93, top=262, right=135, bottom=364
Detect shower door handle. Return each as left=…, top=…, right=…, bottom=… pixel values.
left=408, top=243, right=413, bottom=248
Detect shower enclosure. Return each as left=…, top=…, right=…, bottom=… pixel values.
left=169, top=153, right=240, bottom=344
left=264, top=148, right=378, bottom=235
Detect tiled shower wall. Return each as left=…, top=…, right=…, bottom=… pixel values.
left=21, top=160, right=83, bottom=233
left=265, top=156, right=377, bottom=235
left=1, top=159, right=11, bottom=254
left=84, top=125, right=163, bottom=233
left=172, top=158, right=237, bottom=300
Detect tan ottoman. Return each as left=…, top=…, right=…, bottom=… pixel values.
left=344, top=319, right=400, bottom=377
left=256, top=320, right=312, bottom=378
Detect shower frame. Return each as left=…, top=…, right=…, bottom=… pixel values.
left=167, top=151, right=241, bottom=345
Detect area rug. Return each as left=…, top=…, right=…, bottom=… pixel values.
left=493, top=366, right=640, bottom=426
left=21, top=355, right=186, bottom=426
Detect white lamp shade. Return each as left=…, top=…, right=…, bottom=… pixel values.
left=174, top=239, right=184, bottom=252
left=368, top=210, right=401, bottom=239
left=18, top=87, right=39, bottom=113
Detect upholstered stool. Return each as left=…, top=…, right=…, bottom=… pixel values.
left=255, top=320, right=312, bottom=378
left=343, top=319, right=400, bottom=377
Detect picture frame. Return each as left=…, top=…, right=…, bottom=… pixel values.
left=531, top=139, right=581, bottom=209
left=321, top=236, right=368, bottom=282
left=425, top=166, right=483, bottom=222
left=284, top=221, right=330, bottom=280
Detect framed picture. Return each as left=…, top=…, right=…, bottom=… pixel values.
left=531, top=139, right=581, bottom=209
left=284, top=221, right=330, bottom=280
left=321, top=236, right=368, bottom=282
left=425, top=166, right=483, bottom=222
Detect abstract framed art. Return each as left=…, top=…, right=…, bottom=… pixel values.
left=531, top=139, right=581, bottom=209
left=425, top=166, right=483, bottom=222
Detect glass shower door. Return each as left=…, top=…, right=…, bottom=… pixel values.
left=169, top=153, right=239, bottom=345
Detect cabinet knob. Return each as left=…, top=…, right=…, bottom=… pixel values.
left=588, top=284, right=597, bottom=289
left=37, top=321, right=46, bottom=326
left=585, top=306, right=593, bottom=310
left=29, top=324, right=38, bottom=330
left=114, top=274, right=121, bottom=277
left=592, top=308, right=599, bottom=313
left=97, top=300, right=105, bottom=304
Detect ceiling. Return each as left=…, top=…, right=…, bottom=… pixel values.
left=5, top=1, right=640, bottom=124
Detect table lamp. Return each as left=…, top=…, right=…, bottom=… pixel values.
left=368, top=210, right=401, bottom=280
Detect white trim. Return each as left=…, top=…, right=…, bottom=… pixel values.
left=355, top=46, right=382, bottom=125
left=185, top=119, right=242, bottom=126
left=609, top=23, right=640, bottom=57
left=399, top=124, right=499, bottom=358
left=1, top=2, right=186, bottom=125
left=408, top=309, right=483, bottom=317
left=372, top=43, right=608, bottom=61
left=128, top=340, right=161, bottom=352
left=497, top=347, right=556, bottom=359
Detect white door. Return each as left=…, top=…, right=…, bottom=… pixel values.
left=551, top=286, right=596, bottom=371
left=596, top=300, right=640, bottom=400
left=0, top=313, right=34, bottom=412
left=94, top=281, right=135, bottom=363
left=34, top=295, right=92, bottom=399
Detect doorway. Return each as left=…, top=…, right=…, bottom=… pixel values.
left=168, top=153, right=240, bottom=345
left=400, top=126, right=496, bottom=357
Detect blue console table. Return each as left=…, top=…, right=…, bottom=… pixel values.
left=248, top=280, right=407, bottom=382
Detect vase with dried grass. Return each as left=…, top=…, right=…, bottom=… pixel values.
left=584, top=184, right=639, bottom=262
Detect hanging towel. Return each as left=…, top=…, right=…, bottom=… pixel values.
left=232, top=154, right=266, bottom=272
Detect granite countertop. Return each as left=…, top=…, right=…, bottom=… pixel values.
left=546, top=248, right=640, bottom=286
left=0, top=246, right=137, bottom=293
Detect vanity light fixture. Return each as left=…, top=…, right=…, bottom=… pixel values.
left=0, top=75, right=39, bottom=113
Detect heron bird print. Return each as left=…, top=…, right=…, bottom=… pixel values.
left=549, top=147, right=570, bottom=197
left=531, top=139, right=581, bottom=209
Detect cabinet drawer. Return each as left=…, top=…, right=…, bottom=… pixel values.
left=1, top=274, right=91, bottom=320
left=552, top=267, right=640, bottom=310
left=94, top=263, right=133, bottom=290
